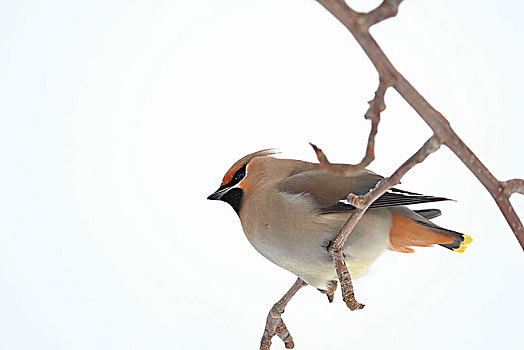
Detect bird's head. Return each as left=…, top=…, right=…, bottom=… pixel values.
left=207, top=149, right=276, bottom=215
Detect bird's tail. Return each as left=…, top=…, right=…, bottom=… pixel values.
left=415, top=220, right=473, bottom=253
left=389, top=212, right=472, bottom=253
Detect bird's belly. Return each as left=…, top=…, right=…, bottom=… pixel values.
left=245, top=227, right=336, bottom=288
left=241, top=210, right=391, bottom=289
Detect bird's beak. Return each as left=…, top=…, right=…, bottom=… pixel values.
left=207, top=187, right=229, bottom=201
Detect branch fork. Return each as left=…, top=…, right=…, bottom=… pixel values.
left=260, top=278, right=307, bottom=350
left=316, top=0, right=523, bottom=246
left=314, top=136, right=442, bottom=315
left=259, top=0, right=523, bottom=348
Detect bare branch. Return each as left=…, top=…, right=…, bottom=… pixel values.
left=257, top=1, right=524, bottom=347
left=357, top=79, right=389, bottom=171
left=502, top=179, right=524, bottom=197
left=328, top=136, right=441, bottom=309
left=442, top=137, right=524, bottom=246
left=349, top=136, right=441, bottom=208
left=318, top=280, right=337, bottom=303
left=364, top=0, right=403, bottom=28
left=309, top=142, right=330, bottom=166
left=310, top=80, right=389, bottom=176
left=260, top=278, right=307, bottom=350
left=275, top=321, right=294, bottom=349
left=316, top=0, right=524, bottom=248
left=328, top=246, right=364, bottom=310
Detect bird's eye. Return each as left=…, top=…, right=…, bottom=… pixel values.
left=234, top=166, right=246, bottom=182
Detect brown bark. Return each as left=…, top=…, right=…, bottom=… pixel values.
left=315, top=0, right=524, bottom=247
left=260, top=278, right=307, bottom=350
left=318, top=280, right=337, bottom=303
left=259, top=1, right=523, bottom=348
left=311, top=0, right=523, bottom=321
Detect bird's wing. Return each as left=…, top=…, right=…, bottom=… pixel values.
left=277, top=170, right=451, bottom=213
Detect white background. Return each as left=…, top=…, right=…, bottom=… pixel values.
left=1, top=0, right=523, bottom=349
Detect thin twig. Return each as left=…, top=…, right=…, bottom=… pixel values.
left=363, top=0, right=403, bottom=28
left=502, top=179, right=524, bottom=197
left=275, top=320, right=294, bottom=349
left=355, top=79, right=389, bottom=173
left=318, top=280, right=337, bottom=303
left=316, top=0, right=523, bottom=248
left=257, top=1, right=523, bottom=347
left=309, top=142, right=330, bottom=167
left=328, top=136, right=441, bottom=309
left=260, top=278, right=307, bottom=350
left=310, top=79, right=390, bottom=175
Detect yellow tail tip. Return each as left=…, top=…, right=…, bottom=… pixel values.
left=453, top=234, right=473, bottom=253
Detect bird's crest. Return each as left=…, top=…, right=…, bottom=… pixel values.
left=221, top=149, right=276, bottom=186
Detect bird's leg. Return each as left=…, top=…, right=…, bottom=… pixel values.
left=317, top=280, right=337, bottom=303
left=328, top=244, right=365, bottom=311
left=260, top=278, right=307, bottom=350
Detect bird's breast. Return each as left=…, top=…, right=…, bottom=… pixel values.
left=238, top=188, right=393, bottom=288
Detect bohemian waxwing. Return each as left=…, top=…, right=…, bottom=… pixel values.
left=207, top=149, right=472, bottom=290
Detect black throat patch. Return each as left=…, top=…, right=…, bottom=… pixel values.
left=220, top=188, right=244, bottom=215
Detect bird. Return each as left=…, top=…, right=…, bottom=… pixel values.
left=207, top=149, right=472, bottom=293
